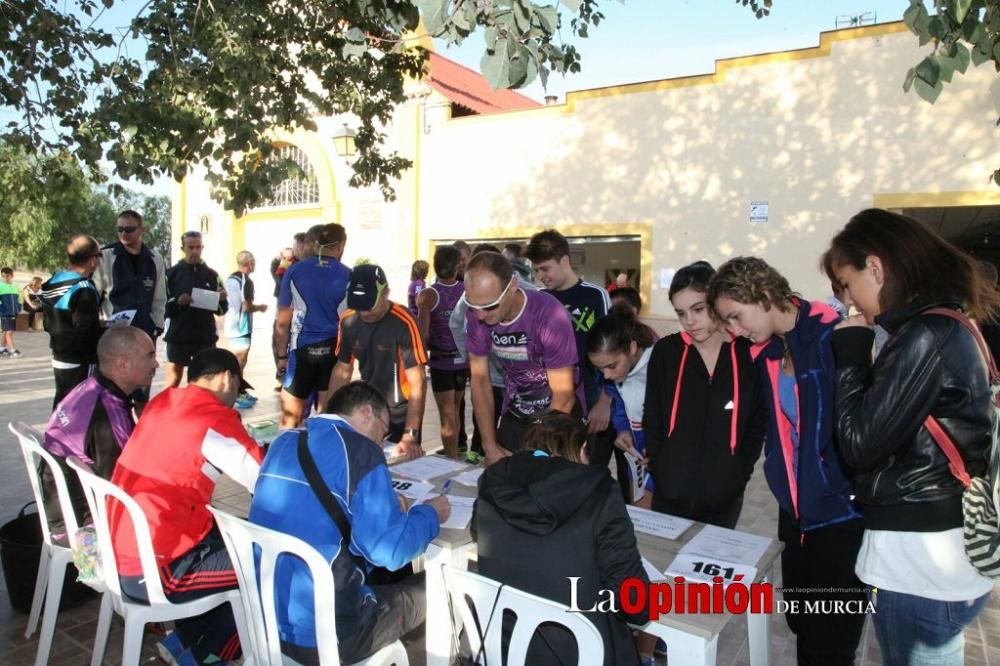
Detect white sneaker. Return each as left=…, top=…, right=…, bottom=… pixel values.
left=0, top=349, right=10, bottom=358
left=9, top=349, right=21, bottom=358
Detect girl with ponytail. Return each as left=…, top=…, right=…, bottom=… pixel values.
left=644, top=261, right=766, bottom=528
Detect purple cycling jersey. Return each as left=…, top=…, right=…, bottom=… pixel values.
left=44, top=375, right=134, bottom=466
left=466, top=288, right=580, bottom=417
left=427, top=280, right=469, bottom=371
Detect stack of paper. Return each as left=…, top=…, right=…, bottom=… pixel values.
left=392, top=456, right=469, bottom=481
left=436, top=495, right=474, bottom=530
left=450, top=467, right=484, bottom=486
left=665, top=525, right=769, bottom=585
left=626, top=505, right=694, bottom=540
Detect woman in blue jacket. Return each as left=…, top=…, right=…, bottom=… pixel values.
left=709, top=257, right=864, bottom=666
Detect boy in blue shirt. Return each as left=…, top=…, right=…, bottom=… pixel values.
left=0, top=267, right=21, bottom=357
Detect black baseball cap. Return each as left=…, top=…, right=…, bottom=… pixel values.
left=347, top=264, right=389, bottom=311
left=188, top=348, right=254, bottom=392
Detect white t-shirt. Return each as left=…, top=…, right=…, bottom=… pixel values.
left=855, top=528, right=994, bottom=601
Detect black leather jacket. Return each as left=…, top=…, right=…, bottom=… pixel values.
left=832, top=302, right=992, bottom=532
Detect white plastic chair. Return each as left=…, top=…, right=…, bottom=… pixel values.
left=67, top=458, right=251, bottom=666
left=441, top=565, right=604, bottom=666
left=208, top=505, right=409, bottom=666
left=8, top=421, right=101, bottom=666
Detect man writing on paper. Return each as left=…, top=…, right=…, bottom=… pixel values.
left=163, top=231, right=228, bottom=388
left=250, top=381, right=450, bottom=665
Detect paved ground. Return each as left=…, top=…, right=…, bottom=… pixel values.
left=0, top=328, right=997, bottom=664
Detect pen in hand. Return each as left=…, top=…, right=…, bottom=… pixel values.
left=442, top=479, right=452, bottom=495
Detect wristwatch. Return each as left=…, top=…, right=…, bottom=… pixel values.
left=402, top=428, right=421, bottom=439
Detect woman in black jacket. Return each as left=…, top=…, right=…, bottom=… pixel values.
left=823, top=208, right=997, bottom=665
left=643, top=262, right=766, bottom=528
left=474, top=412, right=651, bottom=665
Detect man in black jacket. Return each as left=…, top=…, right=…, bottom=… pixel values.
left=41, top=234, right=105, bottom=407
left=163, top=231, right=228, bottom=387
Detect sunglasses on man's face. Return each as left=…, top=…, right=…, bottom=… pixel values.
left=466, top=278, right=515, bottom=312
left=116, top=226, right=139, bottom=234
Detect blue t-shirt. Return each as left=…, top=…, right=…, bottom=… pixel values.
left=277, top=256, right=351, bottom=349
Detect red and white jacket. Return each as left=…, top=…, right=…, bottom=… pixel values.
left=110, top=386, right=264, bottom=576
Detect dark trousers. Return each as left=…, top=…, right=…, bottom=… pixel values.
left=471, top=385, right=504, bottom=455
left=120, top=529, right=241, bottom=663
left=652, top=494, right=745, bottom=530
left=777, top=511, right=866, bottom=665
left=53, top=364, right=94, bottom=409
left=281, top=571, right=427, bottom=665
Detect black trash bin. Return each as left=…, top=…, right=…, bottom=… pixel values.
left=0, top=502, right=96, bottom=614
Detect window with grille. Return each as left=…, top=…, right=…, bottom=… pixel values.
left=259, top=144, right=320, bottom=208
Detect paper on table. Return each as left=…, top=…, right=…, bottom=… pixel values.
left=666, top=552, right=757, bottom=587
left=392, top=456, right=469, bottom=481
left=678, top=524, right=770, bottom=565
left=440, top=504, right=472, bottom=530
left=445, top=495, right=475, bottom=507
left=450, top=467, right=484, bottom=486
left=642, top=557, right=667, bottom=582
left=626, top=505, right=694, bottom=540
left=391, top=478, right=435, bottom=502
left=191, top=287, right=221, bottom=311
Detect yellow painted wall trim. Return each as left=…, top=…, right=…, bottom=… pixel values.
left=445, top=22, right=909, bottom=127
left=426, top=221, right=655, bottom=313
left=874, top=190, right=1000, bottom=209
left=239, top=206, right=326, bottom=223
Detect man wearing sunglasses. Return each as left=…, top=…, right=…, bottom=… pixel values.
left=464, top=252, right=581, bottom=466
left=93, top=209, right=167, bottom=411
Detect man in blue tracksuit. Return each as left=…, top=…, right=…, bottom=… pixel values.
left=249, top=381, right=450, bottom=664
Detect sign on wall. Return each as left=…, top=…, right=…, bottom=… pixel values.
left=750, top=201, right=769, bottom=224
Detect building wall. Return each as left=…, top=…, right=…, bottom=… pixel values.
left=173, top=22, right=1000, bottom=321
left=417, top=23, right=1000, bottom=318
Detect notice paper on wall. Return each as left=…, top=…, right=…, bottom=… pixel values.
left=626, top=505, right=693, bottom=540
left=191, top=287, right=221, bottom=311
left=392, top=456, right=469, bottom=481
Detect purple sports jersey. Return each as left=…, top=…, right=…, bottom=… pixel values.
left=466, top=288, right=580, bottom=417
left=427, top=280, right=469, bottom=371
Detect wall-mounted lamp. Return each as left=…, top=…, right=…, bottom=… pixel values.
left=333, top=124, right=357, bottom=158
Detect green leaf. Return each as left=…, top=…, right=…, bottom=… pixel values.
left=534, top=5, right=558, bottom=33
left=953, top=42, right=971, bottom=74
left=914, top=76, right=944, bottom=103
left=903, top=66, right=917, bottom=92
left=481, top=38, right=511, bottom=89
left=512, top=0, right=532, bottom=33
left=904, top=0, right=930, bottom=35
left=972, top=41, right=993, bottom=66
left=950, top=0, right=973, bottom=24
left=418, top=0, right=449, bottom=35
left=914, top=55, right=941, bottom=87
